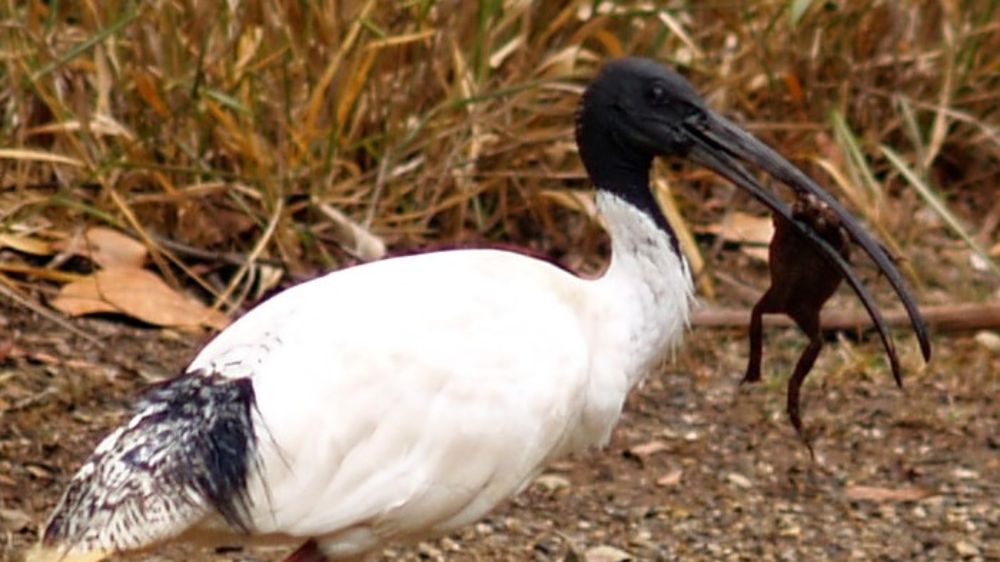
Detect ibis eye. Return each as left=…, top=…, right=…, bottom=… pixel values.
left=647, top=84, right=667, bottom=104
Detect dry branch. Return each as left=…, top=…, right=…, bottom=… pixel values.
left=691, top=303, right=1000, bottom=334
left=0, top=274, right=100, bottom=344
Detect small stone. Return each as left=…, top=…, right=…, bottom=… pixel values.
left=656, top=469, right=683, bottom=487
left=779, top=524, right=801, bottom=538
left=953, top=467, right=979, bottom=480
left=534, top=473, right=571, bottom=491
left=503, top=516, right=524, bottom=534
left=585, top=545, right=633, bottom=562
left=632, top=528, right=652, bottom=542
left=726, top=472, right=753, bottom=489
left=953, top=539, right=980, bottom=557
left=969, top=253, right=990, bottom=272
left=628, top=440, right=669, bottom=457
left=158, top=328, right=184, bottom=341
left=417, top=541, right=443, bottom=559
left=974, top=330, right=1000, bottom=351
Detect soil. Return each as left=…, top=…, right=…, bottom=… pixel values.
left=0, top=293, right=997, bottom=562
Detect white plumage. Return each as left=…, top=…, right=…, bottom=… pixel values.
left=190, top=192, right=690, bottom=558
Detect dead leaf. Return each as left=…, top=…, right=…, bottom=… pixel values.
left=627, top=440, right=669, bottom=457
left=698, top=211, right=774, bottom=261
left=844, top=485, right=935, bottom=502
left=585, top=545, right=633, bottom=562
left=656, top=468, right=683, bottom=487
left=702, top=211, right=774, bottom=244
left=51, top=267, right=229, bottom=330
left=82, top=227, right=148, bottom=268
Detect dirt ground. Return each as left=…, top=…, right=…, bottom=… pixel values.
left=0, top=293, right=997, bottom=562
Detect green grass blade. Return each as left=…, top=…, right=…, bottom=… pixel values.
left=830, top=110, right=883, bottom=206
left=881, top=144, right=1000, bottom=276
left=31, top=6, right=142, bottom=81
left=789, top=0, right=817, bottom=27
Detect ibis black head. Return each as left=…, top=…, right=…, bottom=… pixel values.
left=576, top=57, right=931, bottom=364
left=577, top=57, right=707, bottom=163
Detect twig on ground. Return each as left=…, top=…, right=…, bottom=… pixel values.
left=0, top=273, right=101, bottom=344
left=692, top=303, right=1000, bottom=334
left=139, top=232, right=285, bottom=270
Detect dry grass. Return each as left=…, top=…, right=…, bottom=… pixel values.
left=1, top=0, right=998, bottom=315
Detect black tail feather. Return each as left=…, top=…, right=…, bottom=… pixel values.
left=43, top=371, right=259, bottom=553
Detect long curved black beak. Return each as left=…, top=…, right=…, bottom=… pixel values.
left=681, top=110, right=932, bottom=372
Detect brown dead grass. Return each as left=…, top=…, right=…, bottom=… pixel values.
left=2, top=4, right=1000, bottom=561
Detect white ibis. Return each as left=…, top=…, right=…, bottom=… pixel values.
left=29, top=57, right=930, bottom=562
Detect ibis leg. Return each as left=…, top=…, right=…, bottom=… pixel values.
left=282, top=540, right=329, bottom=562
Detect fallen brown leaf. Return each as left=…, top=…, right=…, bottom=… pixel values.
left=51, top=267, right=229, bottom=330
left=700, top=211, right=774, bottom=245
left=655, top=468, right=683, bottom=487
left=844, top=485, right=935, bottom=502
left=697, top=211, right=774, bottom=261
left=627, top=439, right=669, bottom=457
left=82, top=227, right=148, bottom=268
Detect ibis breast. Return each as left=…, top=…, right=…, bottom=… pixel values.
left=185, top=249, right=617, bottom=554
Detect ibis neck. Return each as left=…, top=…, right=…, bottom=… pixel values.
left=595, top=191, right=693, bottom=385
left=577, top=122, right=680, bottom=254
